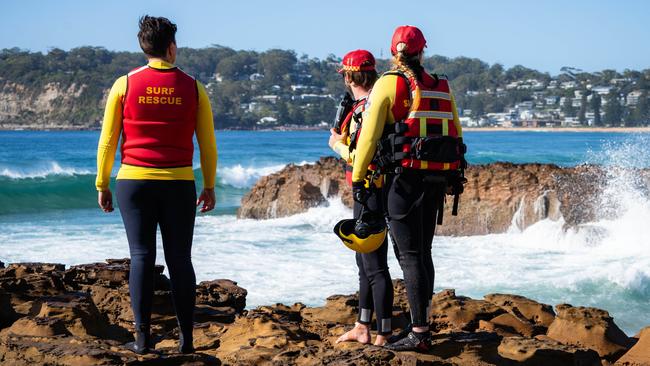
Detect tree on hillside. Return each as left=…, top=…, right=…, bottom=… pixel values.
left=599, top=69, right=618, bottom=84
left=562, top=96, right=576, bottom=118
left=604, top=90, right=623, bottom=125
left=487, top=63, right=505, bottom=84
left=578, top=93, right=588, bottom=125
left=258, top=49, right=297, bottom=85
left=216, top=51, right=257, bottom=81
left=504, top=65, right=548, bottom=83
left=276, top=101, right=290, bottom=124
left=590, top=93, right=602, bottom=126
left=178, top=46, right=236, bottom=81
left=469, top=97, right=485, bottom=118
left=630, top=91, right=650, bottom=126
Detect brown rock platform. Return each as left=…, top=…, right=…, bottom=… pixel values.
left=0, top=259, right=645, bottom=365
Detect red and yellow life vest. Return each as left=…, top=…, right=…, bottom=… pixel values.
left=341, top=98, right=384, bottom=188
left=390, top=71, right=462, bottom=171
left=121, top=65, right=198, bottom=168
left=339, top=98, right=365, bottom=185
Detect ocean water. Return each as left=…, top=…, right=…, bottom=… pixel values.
left=1, top=130, right=649, bottom=336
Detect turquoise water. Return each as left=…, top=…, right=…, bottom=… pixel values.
left=1, top=130, right=649, bottom=335
left=1, top=130, right=642, bottom=214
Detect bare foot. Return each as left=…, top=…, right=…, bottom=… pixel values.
left=335, top=322, right=371, bottom=344
left=374, top=334, right=388, bottom=346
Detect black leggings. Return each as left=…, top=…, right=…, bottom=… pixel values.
left=385, top=170, right=440, bottom=327
left=116, top=180, right=197, bottom=337
left=353, top=191, right=394, bottom=335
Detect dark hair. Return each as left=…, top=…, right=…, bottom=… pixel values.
left=137, top=15, right=177, bottom=58
left=344, top=70, right=378, bottom=90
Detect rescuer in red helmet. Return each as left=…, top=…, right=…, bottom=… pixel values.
left=95, top=15, right=217, bottom=354
left=351, top=25, right=467, bottom=352
left=329, top=49, right=393, bottom=346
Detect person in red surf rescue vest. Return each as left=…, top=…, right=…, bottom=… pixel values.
left=95, top=15, right=217, bottom=355
left=351, top=25, right=466, bottom=352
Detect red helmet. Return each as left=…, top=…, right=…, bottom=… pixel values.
left=391, top=25, right=427, bottom=56
left=338, top=49, right=376, bottom=73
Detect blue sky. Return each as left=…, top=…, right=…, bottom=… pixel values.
left=1, top=0, right=648, bottom=74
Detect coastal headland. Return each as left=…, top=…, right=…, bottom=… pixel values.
left=1, top=47, right=648, bottom=130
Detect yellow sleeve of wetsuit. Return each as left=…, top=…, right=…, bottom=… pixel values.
left=351, top=75, right=397, bottom=182
left=195, top=81, right=217, bottom=189
left=95, top=76, right=126, bottom=191
left=450, top=89, right=463, bottom=138
left=332, top=141, right=351, bottom=163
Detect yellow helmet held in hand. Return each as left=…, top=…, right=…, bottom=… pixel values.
left=333, top=211, right=387, bottom=253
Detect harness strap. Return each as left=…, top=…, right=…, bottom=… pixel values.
left=394, top=152, right=409, bottom=160
left=393, top=136, right=411, bottom=146
left=347, top=97, right=368, bottom=153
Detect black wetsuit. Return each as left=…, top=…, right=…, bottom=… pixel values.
left=353, top=190, right=394, bottom=335
left=385, top=170, right=443, bottom=327
left=116, top=180, right=197, bottom=341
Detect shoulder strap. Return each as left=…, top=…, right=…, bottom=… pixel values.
left=352, top=96, right=366, bottom=120
left=383, top=70, right=417, bottom=114
left=382, top=70, right=410, bottom=85
left=347, top=98, right=368, bottom=152
left=339, top=109, right=355, bottom=135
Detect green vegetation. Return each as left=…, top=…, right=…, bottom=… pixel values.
left=1, top=46, right=649, bottom=128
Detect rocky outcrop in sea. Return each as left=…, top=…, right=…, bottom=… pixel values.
left=238, top=157, right=650, bottom=235
left=1, top=259, right=648, bottom=365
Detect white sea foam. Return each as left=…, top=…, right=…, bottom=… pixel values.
left=2, top=189, right=649, bottom=334
left=218, top=161, right=310, bottom=188
left=0, top=161, right=93, bottom=179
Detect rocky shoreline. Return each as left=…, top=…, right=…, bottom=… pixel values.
left=0, top=259, right=648, bottom=365
left=239, top=157, right=650, bottom=236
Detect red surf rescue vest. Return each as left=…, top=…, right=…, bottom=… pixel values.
left=121, top=65, right=198, bottom=168
left=390, top=71, right=462, bottom=171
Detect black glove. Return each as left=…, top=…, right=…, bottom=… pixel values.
left=352, top=181, right=370, bottom=204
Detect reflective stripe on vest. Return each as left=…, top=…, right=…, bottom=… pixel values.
left=392, top=72, right=461, bottom=171
left=408, top=111, right=454, bottom=120
left=121, top=66, right=198, bottom=168
left=421, top=90, right=451, bottom=100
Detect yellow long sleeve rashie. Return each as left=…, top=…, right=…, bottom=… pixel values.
left=351, top=74, right=462, bottom=182
left=95, top=60, right=217, bottom=191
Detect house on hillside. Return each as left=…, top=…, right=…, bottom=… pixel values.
left=572, top=98, right=582, bottom=108
left=545, top=96, right=559, bottom=105
left=516, top=101, right=534, bottom=110
left=249, top=73, right=264, bottom=81
left=627, top=90, right=644, bottom=106
left=560, top=81, right=578, bottom=89
left=257, top=116, right=278, bottom=125
left=591, top=86, right=613, bottom=95
left=562, top=117, right=581, bottom=127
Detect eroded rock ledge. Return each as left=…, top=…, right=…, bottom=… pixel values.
left=1, top=259, right=648, bottom=365
left=238, top=157, right=650, bottom=236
